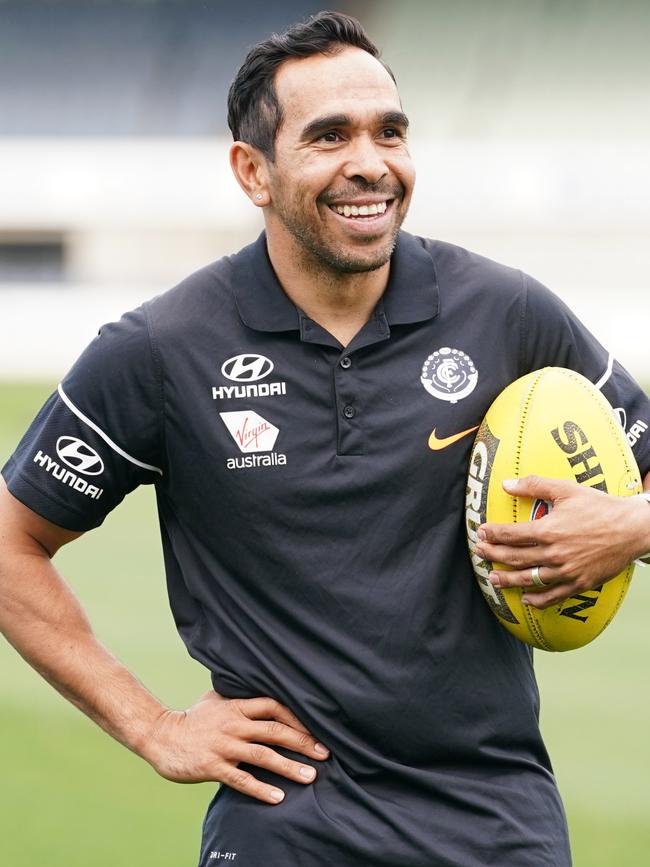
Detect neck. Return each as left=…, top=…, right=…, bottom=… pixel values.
left=265, top=232, right=391, bottom=347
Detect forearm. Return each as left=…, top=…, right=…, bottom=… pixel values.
left=0, top=484, right=329, bottom=803
left=0, top=547, right=165, bottom=759
left=636, top=470, right=650, bottom=559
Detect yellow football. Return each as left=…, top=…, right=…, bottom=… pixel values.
left=465, top=367, right=642, bottom=651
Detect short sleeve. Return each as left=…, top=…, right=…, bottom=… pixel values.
left=1, top=305, right=164, bottom=531
left=521, top=273, right=650, bottom=476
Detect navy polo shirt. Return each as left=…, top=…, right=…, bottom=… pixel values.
left=5, top=231, right=650, bottom=866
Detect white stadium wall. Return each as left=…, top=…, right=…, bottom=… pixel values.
left=1, top=1, right=649, bottom=382
left=1, top=136, right=648, bottom=382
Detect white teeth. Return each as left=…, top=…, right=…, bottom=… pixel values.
left=331, top=201, right=388, bottom=217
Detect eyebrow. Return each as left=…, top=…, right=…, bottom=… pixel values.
left=299, top=110, right=410, bottom=141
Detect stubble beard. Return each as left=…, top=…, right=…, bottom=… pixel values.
left=274, top=194, right=405, bottom=276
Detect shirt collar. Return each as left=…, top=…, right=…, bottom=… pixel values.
left=231, top=230, right=439, bottom=333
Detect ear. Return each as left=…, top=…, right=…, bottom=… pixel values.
left=229, top=142, right=271, bottom=207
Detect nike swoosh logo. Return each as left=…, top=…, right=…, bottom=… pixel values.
left=428, top=425, right=479, bottom=450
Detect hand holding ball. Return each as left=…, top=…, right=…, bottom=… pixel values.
left=466, top=368, right=642, bottom=651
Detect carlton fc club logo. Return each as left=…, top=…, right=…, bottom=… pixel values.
left=420, top=347, right=478, bottom=403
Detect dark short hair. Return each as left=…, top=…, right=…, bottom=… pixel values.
left=227, top=10, right=394, bottom=161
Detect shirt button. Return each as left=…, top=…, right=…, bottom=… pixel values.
left=343, top=405, right=355, bottom=419
left=339, top=356, right=352, bottom=369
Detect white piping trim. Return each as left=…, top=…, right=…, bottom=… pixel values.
left=57, top=383, right=163, bottom=476
left=594, top=353, right=614, bottom=391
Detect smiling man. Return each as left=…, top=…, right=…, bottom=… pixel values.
left=228, top=35, right=415, bottom=348
left=1, top=11, right=650, bottom=867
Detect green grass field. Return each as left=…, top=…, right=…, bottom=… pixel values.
left=1, top=382, right=649, bottom=866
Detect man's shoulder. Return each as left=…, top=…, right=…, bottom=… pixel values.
left=149, top=252, right=236, bottom=310
left=144, top=241, right=256, bottom=334
left=411, top=234, right=526, bottom=298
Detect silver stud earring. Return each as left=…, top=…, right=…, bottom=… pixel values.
left=255, top=193, right=263, bottom=200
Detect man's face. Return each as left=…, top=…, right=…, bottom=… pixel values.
left=264, top=47, right=415, bottom=274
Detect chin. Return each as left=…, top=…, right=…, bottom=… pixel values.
left=332, top=252, right=392, bottom=273
left=308, top=230, right=398, bottom=274
left=330, top=240, right=397, bottom=273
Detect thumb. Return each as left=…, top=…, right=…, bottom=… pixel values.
left=502, top=474, right=573, bottom=502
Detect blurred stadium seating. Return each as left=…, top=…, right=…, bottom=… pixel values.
left=1, top=0, right=648, bottom=380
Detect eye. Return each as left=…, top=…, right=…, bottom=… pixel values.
left=319, top=130, right=342, bottom=143
left=380, top=127, right=403, bottom=140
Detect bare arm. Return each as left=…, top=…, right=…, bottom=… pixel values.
left=474, top=470, right=650, bottom=608
left=0, top=478, right=329, bottom=803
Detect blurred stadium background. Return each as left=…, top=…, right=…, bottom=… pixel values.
left=1, top=1, right=648, bottom=865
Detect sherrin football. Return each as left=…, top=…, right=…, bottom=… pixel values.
left=466, top=367, right=643, bottom=651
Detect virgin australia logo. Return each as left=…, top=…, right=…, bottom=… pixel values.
left=220, top=410, right=279, bottom=452
left=219, top=411, right=287, bottom=470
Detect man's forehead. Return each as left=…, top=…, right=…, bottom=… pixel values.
left=274, top=47, right=400, bottom=124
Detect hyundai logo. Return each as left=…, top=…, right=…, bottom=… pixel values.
left=56, top=436, right=105, bottom=476
left=221, top=354, right=274, bottom=383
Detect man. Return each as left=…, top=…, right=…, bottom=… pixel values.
left=1, top=11, right=649, bottom=866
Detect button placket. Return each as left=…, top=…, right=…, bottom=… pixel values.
left=334, top=352, right=365, bottom=455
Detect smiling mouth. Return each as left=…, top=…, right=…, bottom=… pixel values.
left=328, top=200, right=391, bottom=219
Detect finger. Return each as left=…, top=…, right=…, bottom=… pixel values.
left=477, top=523, right=541, bottom=547
left=521, top=581, right=582, bottom=610
left=489, top=565, right=562, bottom=590
left=236, top=697, right=310, bottom=733
left=245, top=718, right=330, bottom=760
left=474, top=542, right=542, bottom=569
left=220, top=763, right=287, bottom=805
left=502, top=475, right=576, bottom=502
left=243, top=742, right=318, bottom=785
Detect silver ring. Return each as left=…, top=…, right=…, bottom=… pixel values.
left=531, top=566, right=547, bottom=587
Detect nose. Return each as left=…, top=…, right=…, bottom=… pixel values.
left=343, top=134, right=388, bottom=185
